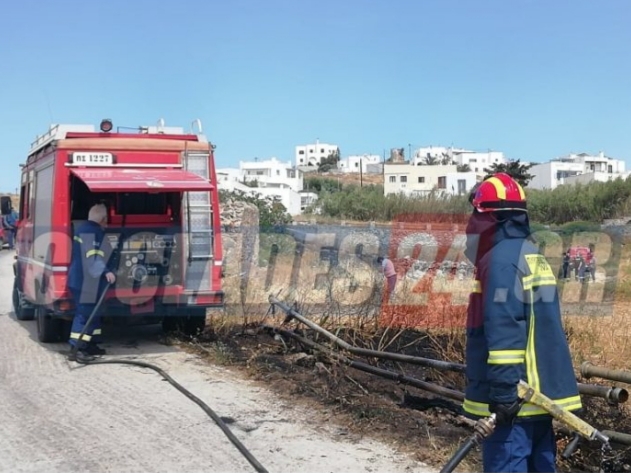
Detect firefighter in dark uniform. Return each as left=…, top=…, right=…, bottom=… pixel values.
left=463, top=173, right=582, bottom=472
left=67, top=203, right=116, bottom=361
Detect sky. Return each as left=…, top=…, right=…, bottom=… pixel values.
left=0, top=0, right=630, bottom=193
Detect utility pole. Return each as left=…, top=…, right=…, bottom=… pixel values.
left=382, top=149, right=386, bottom=181
left=360, top=156, right=363, bottom=187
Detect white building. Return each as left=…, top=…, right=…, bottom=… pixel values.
left=295, top=141, right=339, bottom=167
left=452, top=150, right=506, bottom=174
left=445, top=172, right=478, bottom=196
left=337, top=154, right=381, bottom=173
left=300, top=191, right=319, bottom=212
left=215, top=167, right=241, bottom=185
left=412, top=146, right=468, bottom=165
left=239, top=157, right=303, bottom=192
left=529, top=152, right=628, bottom=190
left=412, top=146, right=507, bottom=175
left=384, top=163, right=475, bottom=197
left=216, top=177, right=305, bottom=216
left=217, top=157, right=316, bottom=216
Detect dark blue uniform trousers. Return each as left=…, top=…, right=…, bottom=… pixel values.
left=482, top=418, right=556, bottom=473
left=69, top=288, right=103, bottom=349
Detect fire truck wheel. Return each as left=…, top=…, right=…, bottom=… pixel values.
left=182, top=309, right=206, bottom=336
left=13, top=279, right=35, bottom=321
left=35, top=306, right=63, bottom=343
left=162, top=309, right=206, bottom=337
left=161, top=316, right=180, bottom=333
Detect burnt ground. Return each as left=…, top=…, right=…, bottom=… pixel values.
left=167, top=320, right=631, bottom=473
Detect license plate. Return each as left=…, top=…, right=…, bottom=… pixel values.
left=72, top=152, right=113, bottom=166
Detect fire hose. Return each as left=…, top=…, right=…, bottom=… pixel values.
left=267, top=295, right=629, bottom=405
left=440, top=380, right=611, bottom=473
left=68, top=282, right=269, bottom=473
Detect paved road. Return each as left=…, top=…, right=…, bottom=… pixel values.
left=0, top=250, right=433, bottom=473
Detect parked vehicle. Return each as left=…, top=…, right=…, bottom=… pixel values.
left=13, top=118, right=225, bottom=342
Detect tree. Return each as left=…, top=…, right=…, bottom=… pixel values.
left=219, top=189, right=293, bottom=229
left=423, top=154, right=438, bottom=165
left=457, top=164, right=471, bottom=172
left=483, top=159, right=534, bottom=187
left=439, top=152, right=453, bottom=165
left=318, top=148, right=341, bottom=173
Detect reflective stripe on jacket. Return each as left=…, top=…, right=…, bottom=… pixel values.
left=67, top=220, right=110, bottom=303
left=464, top=227, right=582, bottom=421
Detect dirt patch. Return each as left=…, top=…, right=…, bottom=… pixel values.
left=166, top=316, right=631, bottom=473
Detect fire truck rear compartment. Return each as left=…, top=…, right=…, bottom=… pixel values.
left=64, top=175, right=211, bottom=336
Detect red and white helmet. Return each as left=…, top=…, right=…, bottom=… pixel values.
left=469, top=172, right=527, bottom=213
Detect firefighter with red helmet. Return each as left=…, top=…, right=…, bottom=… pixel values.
left=463, top=173, right=581, bottom=472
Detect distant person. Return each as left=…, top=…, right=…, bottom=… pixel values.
left=376, top=256, right=397, bottom=299
left=2, top=205, right=18, bottom=250
left=576, top=255, right=586, bottom=283
left=562, top=249, right=570, bottom=279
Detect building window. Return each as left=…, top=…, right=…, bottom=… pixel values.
left=400, top=176, right=407, bottom=183
left=418, top=176, right=425, bottom=183
left=299, top=150, right=305, bottom=155
left=609, top=165, right=613, bottom=173
left=389, top=176, right=396, bottom=183
left=438, top=176, right=446, bottom=189
left=321, top=148, right=325, bottom=153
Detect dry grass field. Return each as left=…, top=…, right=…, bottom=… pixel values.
left=177, top=228, right=631, bottom=472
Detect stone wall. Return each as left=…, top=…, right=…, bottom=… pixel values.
left=220, top=198, right=260, bottom=277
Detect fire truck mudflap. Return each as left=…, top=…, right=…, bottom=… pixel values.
left=14, top=119, right=225, bottom=343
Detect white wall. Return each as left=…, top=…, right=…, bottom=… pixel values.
left=445, top=172, right=478, bottom=196
left=252, top=187, right=302, bottom=215
left=217, top=179, right=303, bottom=216
left=529, top=162, right=555, bottom=190
left=337, top=154, right=381, bottom=173
left=295, top=142, right=338, bottom=167
left=239, top=157, right=303, bottom=192
left=452, top=151, right=506, bottom=173
left=300, top=191, right=319, bottom=211
left=528, top=158, right=625, bottom=190
left=384, top=164, right=458, bottom=196
left=565, top=171, right=631, bottom=186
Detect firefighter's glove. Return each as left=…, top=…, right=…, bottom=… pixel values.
left=489, top=400, right=521, bottom=426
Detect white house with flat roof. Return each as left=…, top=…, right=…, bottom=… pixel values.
left=217, top=157, right=313, bottom=215
left=529, top=152, right=628, bottom=189
left=337, top=154, right=381, bottom=173
left=295, top=141, right=339, bottom=167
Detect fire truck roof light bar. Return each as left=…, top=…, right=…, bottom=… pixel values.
left=29, top=119, right=208, bottom=155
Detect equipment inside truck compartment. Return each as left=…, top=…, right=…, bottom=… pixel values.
left=70, top=174, right=181, bottom=220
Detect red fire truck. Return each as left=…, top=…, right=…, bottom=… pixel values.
left=13, top=118, right=224, bottom=343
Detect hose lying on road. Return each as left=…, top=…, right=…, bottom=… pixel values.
left=68, top=284, right=268, bottom=473
left=268, top=296, right=629, bottom=404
